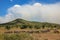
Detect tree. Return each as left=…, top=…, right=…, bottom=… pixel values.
left=42, top=25, right=45, bottom=29
left=20, top=24, right=27, bottom=29
left=5, top=26, right=10, bottom=30
left=34, top=25, right=40, bottom=29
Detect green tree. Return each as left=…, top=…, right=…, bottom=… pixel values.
left=20, top=24, right=27, bottom=29
left=5, top=26, right=10, bottom=30
left=34, top=25, right=40, bottom=29
left=42, top=25, right=45, bottom=29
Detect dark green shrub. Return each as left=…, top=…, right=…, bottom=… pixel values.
left=34, top=25, right=40, bottom=29
left=28, top=25, right=33, bottom=29
left=5, top=26, right=10, bottom=30
left=42, top=25, right=45, bottom=29
left=20, top=24, right=27, bottom=29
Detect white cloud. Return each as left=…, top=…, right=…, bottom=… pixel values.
left=0, top=3, right=60, bottom=24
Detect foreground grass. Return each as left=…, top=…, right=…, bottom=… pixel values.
left=0, top=29, right=60, bottom=40
left=0, top=33, right=34, bottom=40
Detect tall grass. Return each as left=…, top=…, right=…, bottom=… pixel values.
left=0, top=33, right=34, bottom=40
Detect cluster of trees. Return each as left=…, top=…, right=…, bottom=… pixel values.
left=0, top=23, right=59, bottom=30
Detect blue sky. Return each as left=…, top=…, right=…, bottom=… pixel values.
left=0, top=0, right=60, bottom=24
left=0, top=0, right=60, bottom=16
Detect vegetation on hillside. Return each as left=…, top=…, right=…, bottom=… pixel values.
left=0, top=19, right=60, bottom=30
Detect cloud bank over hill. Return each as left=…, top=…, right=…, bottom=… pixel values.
left=0, top=3, right=60, bottom=24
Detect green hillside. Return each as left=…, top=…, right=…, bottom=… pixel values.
left=0, top=19, right=60, bottom=30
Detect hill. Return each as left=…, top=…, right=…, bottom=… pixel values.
left=0, top=18, right=60, bottom=29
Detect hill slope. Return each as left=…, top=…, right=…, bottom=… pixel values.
left=0, top=19, right=60, bottom=29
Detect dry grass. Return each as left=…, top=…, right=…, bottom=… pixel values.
left=0, top=27, right=60, bottom=40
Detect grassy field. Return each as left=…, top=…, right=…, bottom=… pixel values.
left=0, top=27, right=60, bottom=40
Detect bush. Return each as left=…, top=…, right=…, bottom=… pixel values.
left=42, top=25, right=45, bottom=29
left=34, top=25, right=40, bottom=29
left=20, top=25, right=28, bottom=29
left=28, top=25, right=33, bottom=29
left=5, top=26, right=10, bottom=30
